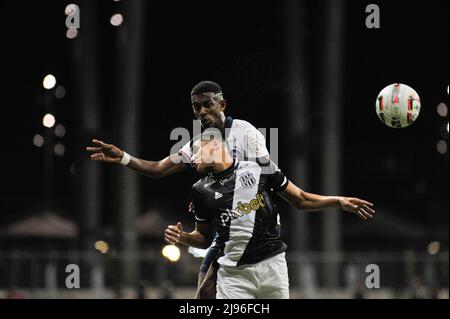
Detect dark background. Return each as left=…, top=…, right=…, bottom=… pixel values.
left=0, top=0, right=448, bottom=254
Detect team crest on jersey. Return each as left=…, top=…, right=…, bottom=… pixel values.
left=239, top=171, right=256, bottom=188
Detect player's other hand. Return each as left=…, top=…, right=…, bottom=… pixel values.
left=165, top=222, right=183, bottom=245
left=86, top=139, right=123, bottom=163
left=338, top=197, right=375, bottom=220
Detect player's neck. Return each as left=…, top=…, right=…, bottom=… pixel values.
left=216, top=120, right=225, bottom=130
left=210, top=154, right=234, bottom=175
left=213, top=161, right=233, bottom=173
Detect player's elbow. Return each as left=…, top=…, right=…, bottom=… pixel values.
left=197, top=232, right=213, bottom=249
left=145, top=171, right=163, bottom=180
left=145, top=161, right=166, bottom=179
left=292, top=190, right=308, bottom=210
left=149, top=170, right=164, bottom=180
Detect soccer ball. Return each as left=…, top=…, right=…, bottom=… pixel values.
left=375, top=83, right=421, bottom=128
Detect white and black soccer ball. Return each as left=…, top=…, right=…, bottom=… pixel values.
left=375, top=83, right=421, bottom=128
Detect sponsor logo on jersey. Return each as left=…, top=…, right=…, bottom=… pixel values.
left=204, top=171, right=236, bottom=188
left=218, top=171, right=236, bottom=186
left=219, top=194, right=265, bottom=226
left=214, top=192, right=223, bottom=199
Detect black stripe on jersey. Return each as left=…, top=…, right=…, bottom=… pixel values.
left=237, top=175, right=287, bottom=266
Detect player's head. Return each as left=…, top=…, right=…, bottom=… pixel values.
left=191, top=81, right=227, bottom=129
left=191, top=128, right=232, bottom=174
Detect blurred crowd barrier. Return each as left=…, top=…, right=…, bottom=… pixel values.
left=0, top=250, right=448, bottom=299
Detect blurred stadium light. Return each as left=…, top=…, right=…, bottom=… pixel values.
left=42, top=114, right=55, bottom=128
left=162, top=245, right=181, bottom=263
left=42, top=74, right=56, bottom=90
left=110, top=14, right=123, bottom=27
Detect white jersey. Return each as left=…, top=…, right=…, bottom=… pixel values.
left=178, top=117, right=269, bottom=164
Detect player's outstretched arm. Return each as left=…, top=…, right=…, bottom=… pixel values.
left=279, top=181, right=375, bottom=220
left=86, top=139, right=187, bottom=179
left=164, top=222, right=213, bottom=249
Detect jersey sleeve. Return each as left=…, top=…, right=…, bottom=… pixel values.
left=191, top=186, right=214, bottom=224
left=266, top=161, right=289, bottom=192
left=240, top=122, right=270, bottom=160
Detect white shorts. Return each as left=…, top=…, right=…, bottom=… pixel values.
left=216, top=252, right=289, bottom=299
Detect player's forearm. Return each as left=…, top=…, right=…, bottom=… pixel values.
left=126, top=156, right=165, bottom=179
left=179, top=231, right=211, bottom=249
left=125, top=154, right=185, bottom=179
left=281, top=182, right=341, bottom=211
left=296, top=191, right=340, bottom=211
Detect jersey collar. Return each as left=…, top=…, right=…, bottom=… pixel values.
left=211, top=159, right=238, bottom=178
left=225, top=116, right=233, bottom=129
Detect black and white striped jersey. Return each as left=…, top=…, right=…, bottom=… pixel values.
left=192, top=160, right=289, bottom=267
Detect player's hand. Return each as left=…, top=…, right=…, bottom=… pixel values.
left=164, top=222, right=183, bottom=245
left=338, top=197, right=375, bottom=220
left=86, top=139, right=124, bottom=164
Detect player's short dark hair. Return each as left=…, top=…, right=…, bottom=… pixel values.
left=191, top=81, right=223, bottom=96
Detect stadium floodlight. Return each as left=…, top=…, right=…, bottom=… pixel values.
left=55, top=124, right=66, bottom=137
left=94, top=240, right=109, bottom=254
left=43, top=113, right=56, bottom=128
left=436, top=140, right=447, bottom=154
left=110, top=14, right=123, bottom=27
left=43, top=74, right=56, bottom=90
left=437, top=103, right=448, bottom=117
left=33, top=134, right=44, bottom=148
left=427, top=241, right=440, bottom=255
left=55, top=86, right=66, bottom=99
left=65, top=4, right=77, bottom=16
left=66, top=27, right=78, bottom=39
left=162, top=245, right=181, bottom=262
left=54, top=143, right=66, bottom=157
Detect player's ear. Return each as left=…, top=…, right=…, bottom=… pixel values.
left=220, top=99, right=226, bottom=112
left=211, top=140, right=221, bottom=155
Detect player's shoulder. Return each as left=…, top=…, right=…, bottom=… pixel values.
left=192, top=178, right=205, bottom=192
left=238, top=159, right=279, bottom=174
left=237, top=160, right=260, bottom=171
left=232, top=119, right=258, bottom=131
left=191, top=176, right=213, bottom=195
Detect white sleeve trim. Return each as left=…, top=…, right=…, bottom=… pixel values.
left=280, top=176, right=288, bottom=188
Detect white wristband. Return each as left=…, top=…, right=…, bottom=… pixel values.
left=120, top=152, right=131, bottom=166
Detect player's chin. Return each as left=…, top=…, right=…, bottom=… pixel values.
left=201, top=119, right=212, bottom=128
left=195, top=166, right=205, bottom=174
left=196, top=163, right=215, bottom=175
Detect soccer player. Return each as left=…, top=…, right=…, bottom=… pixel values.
left=164, top=130, right=375, bottom=299
left=86, top=81, right=270, bottom=298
